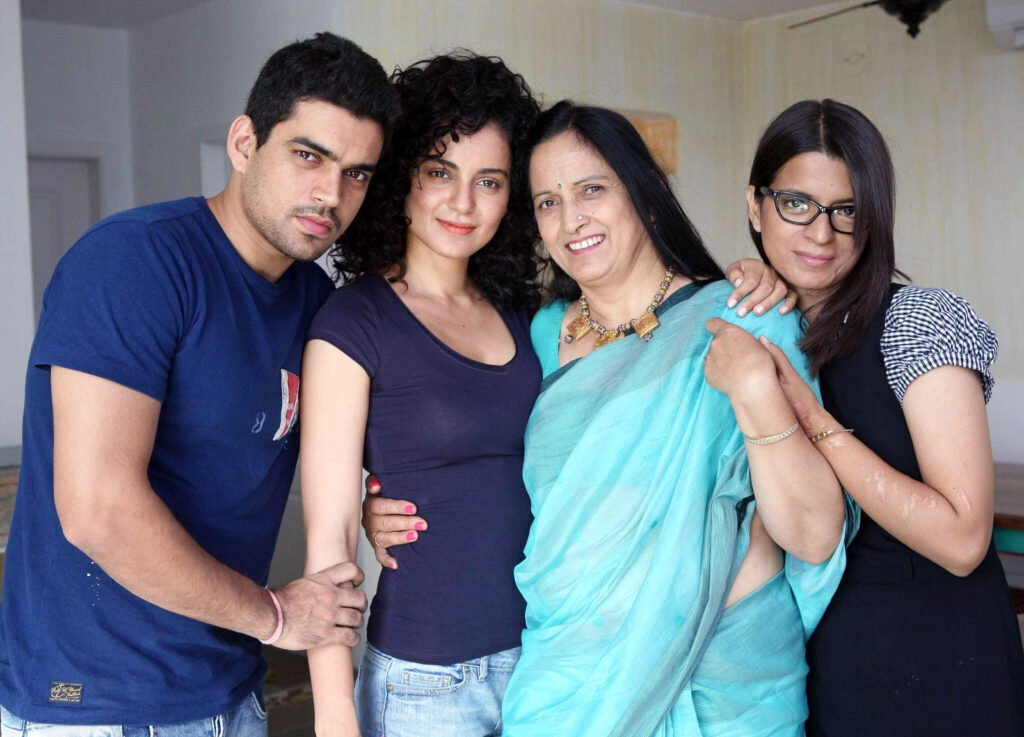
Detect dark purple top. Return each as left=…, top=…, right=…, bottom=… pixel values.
left=307, top=274, right=540, bottom=664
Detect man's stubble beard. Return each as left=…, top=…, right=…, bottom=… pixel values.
left=240, top=161, right=340, bottom=264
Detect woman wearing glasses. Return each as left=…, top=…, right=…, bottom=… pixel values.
left=747, top=99, right=1024, bottom=736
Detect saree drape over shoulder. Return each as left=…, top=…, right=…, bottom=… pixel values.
left=502, top=281, right=854, bottom=737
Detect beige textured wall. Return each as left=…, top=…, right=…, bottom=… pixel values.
left=120, top=0, right=1024, bottom=460
left=337, top=0, right=741, bottom=274
left=341, top=0, right=1022, bottom=381
left=739, top=0, right=1024, bottom=380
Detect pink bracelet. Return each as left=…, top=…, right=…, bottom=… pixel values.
left=259, top=588, right=284, bottom=646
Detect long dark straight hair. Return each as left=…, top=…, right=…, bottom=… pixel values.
left=748, top=99, right=899, bottom=374
left=528, top=101, right=724, bottom=301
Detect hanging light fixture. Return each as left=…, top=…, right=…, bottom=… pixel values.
left=879, top=0, right=952, bottom=37
left=789, top=0, right=953, bottom=38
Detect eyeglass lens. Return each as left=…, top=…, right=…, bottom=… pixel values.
left=774, top=192, right=855, bottom=234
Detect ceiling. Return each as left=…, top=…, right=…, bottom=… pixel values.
left=20, top=0, right=838, bottom=29
left=20, top=0, right=216, bottom=28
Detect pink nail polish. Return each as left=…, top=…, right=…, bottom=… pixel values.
left=404, top=504, right=415, bottom=514
left=390, top=563, right=397, bottom=570
left=415, top=522, right=426, bottom=531
left=406, top=532, right=417, bottom=541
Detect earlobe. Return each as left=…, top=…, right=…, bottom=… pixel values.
left=226, top=115, right=257, bottom=173
left=745, top=186, right=763, bottom=233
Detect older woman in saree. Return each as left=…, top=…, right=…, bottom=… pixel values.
left=497, top=102, right=851, bottom=737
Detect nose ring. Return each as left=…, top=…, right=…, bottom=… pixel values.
left=577, top=214, right=584, bottom=221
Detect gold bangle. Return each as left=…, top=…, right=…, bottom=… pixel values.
left=809, top=427, right=854, bottom=444
left=743, top=422, right=800, bottom=446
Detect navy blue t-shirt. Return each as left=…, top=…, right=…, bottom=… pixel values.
left=0, top=198, right=332, bottom=723
left=308, top=274, right=540, bottom=664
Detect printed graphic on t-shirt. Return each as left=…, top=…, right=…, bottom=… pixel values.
left=273, top=369, right=300, bottom=441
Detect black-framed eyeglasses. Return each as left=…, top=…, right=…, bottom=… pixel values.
left=759, top=186, right=856, bottom=234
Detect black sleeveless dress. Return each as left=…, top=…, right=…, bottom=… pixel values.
left=805, top=285, right=1024, bottom=736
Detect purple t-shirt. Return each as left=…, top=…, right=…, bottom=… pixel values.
left=308, top=274, right=540, bottom=664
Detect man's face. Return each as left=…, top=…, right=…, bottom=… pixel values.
left=239, top=99, right=385, bottom=268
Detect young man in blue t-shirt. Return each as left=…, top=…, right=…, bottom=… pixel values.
left=0, top=33, right=398, bottom=733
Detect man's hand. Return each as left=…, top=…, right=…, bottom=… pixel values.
left=270, top=561, right=367, bottom=650
left=52, top=366, right=347, bottom=646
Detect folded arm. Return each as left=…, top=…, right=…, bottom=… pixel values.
left=704, top=320, right=845, bottom=564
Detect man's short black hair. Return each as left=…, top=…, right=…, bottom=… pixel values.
left=244, top=32, right=399, bottom=147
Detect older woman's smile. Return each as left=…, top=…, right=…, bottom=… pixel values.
left=531, top=132, right=662, bottom=290
left=567, top=234, right=605, bottom=252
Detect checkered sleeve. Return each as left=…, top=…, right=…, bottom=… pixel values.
left=880, top=285, right=997, bottom=405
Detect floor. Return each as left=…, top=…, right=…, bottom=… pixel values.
left=265, top=648, right=316, bottom=736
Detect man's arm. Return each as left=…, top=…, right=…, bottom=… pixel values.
left=52, top=366, right=366, bottom=649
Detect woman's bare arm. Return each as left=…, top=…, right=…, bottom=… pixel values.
left=301, top=339, right=372, bottom=736
left=770, top=351, right=994, bottom=576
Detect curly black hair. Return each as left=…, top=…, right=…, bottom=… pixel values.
left=331, top=51, right=542, bottom=313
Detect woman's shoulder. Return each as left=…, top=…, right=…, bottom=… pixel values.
left=881, top=284, right=998, bottom=404
left=309, top=274, right=389, bottom=339
left=886, top=284, right=983, bottom=323
left=703, top=278, right=802, bottom=343
left=531, top=299, right=569, bottom=332
left=307, top=274, right=393, bottom=376
left=315, top=273, right=390, bottom=316
left=321, top=272, right=386, bottom=303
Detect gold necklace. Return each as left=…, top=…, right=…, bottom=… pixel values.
left=564, top=266, right=676, bottom=348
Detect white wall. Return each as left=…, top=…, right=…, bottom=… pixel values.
left=336, top=0, right=740, bottom=258
left=127, top=0, right=738, bottom=263
left=991, top=381, right=1024, bottom=464
left=130, top=0, right=345, bottom=205
left=0, top=0, right=35, bottom=451
left=21, top=21, right=135, bottom=218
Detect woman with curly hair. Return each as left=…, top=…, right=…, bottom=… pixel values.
left=298, top=53, right=542, bottom=736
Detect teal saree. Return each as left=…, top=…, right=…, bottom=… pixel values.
left=502, top=281, right=854, bottom=736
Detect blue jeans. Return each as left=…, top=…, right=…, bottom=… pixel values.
left=355, top=644, right=519, bottom=737
left=0, top=691, right=267, bottom=737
